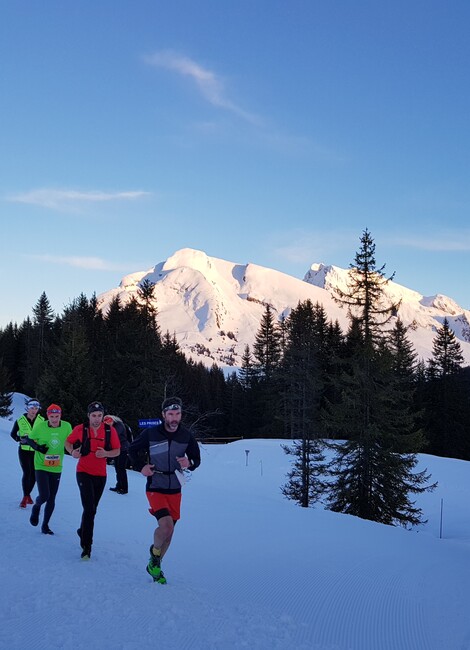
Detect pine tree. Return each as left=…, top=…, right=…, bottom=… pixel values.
left=239, top=345, right=256, bottom=390
left=281, top=300, right=328, bottom=507
left=252, top=305, right=282, bottom=380
left=387, top=318, right=424, bottom=453
left=281, top=300, right=328, bottom=440
left=252, top=305, right=283, bottom=437
left=324, top=230, right=435, bottom=527
left=388, top=318, right=417, bottom=381
left=424, top=318, right=469, bottom=458
left=334, top=228, right=400, bottom=342
left=137, top=279, right=160, bottom=332
left=428, top=317, right=464, bottom=378
left=23, top=293, right=55, bottom=395
left=235, top=345, right=259, bottom=438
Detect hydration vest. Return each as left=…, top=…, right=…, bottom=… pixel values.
left=78, top=423, right=112, bottom=456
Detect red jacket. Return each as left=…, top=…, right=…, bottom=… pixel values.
left=67, top=423, right=120, bottom=476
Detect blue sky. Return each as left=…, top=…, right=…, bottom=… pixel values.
left=1, top=0, right=470, bottom=326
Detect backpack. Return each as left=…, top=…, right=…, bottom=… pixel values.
left=77, top=423, right=112, bottom=457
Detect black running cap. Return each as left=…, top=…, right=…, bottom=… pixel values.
left=87, top=401, right=105, bottom=415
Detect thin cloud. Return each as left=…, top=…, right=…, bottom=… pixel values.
left=143, top=50, right=261, bottom=125
left=391, top=234, right=470, bottom=252
left=273, top=230, right=358, bottom=265
left=28, top=254, right=130, bottom=272
left=7, top=189, right=150, bottom=211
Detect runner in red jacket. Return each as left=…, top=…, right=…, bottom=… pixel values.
left=65, top=401, right=120, bottom=559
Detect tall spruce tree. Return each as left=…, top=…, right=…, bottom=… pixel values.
left=387, top=318, right=424, bottom=453
left=239, top=345, right=256, bottom=390
left=428, top=317, right=464, bottom=378
left=334, top=229, right=400, bottom=341
left=252, top=305, right=282, bottom=380
left=424, top=318, right=469, bottom=459
left=281, top=300, right=328, bottom=507
left=252, top=305, right=283, bottom=437
left=324, top=229, right=435, bottom=527
left=23, top=293, right=55, bottom=395
left=236, top=345, right=259, bottom=438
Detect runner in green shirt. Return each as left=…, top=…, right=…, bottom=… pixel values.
left=25, top=404, right=72, bottom=535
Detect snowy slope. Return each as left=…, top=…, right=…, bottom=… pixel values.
left=97, top=248, right=470, bottom=369
left=2, top=395, right=470, bottom=650
left=305, top=262, right=470, bottom=365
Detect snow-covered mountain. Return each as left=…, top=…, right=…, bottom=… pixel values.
left=97, top=248, right=470, bottom=370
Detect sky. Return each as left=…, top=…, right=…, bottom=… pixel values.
left=3, top=393, right=470, bottom=649
left=1, top=1, right=470, bottom=327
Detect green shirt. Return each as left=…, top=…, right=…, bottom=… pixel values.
left=30, top=420, right=72, bottom=473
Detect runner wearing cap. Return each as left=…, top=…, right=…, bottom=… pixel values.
left=23, top=404, right=72, bottom=534
left=10, top=398, right=45, bottom=508
left=128, top=396, right=201, bottom=584
left=65, top=401, right=120, bottom=559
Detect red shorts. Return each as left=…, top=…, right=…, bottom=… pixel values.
left=146, top=492, right=182, bottom=521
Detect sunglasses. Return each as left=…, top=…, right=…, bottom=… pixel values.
left=163, top=404, right=182, bottom=412
left=48, top=409, right=61, bottom=414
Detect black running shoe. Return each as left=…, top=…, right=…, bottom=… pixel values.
left=41, top=525, right=54, bottom=535
left=30, top=505, right=40, bottom=527
left=81, top=547, right=91, bottom=560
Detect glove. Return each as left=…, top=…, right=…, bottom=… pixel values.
left=36, top=444, right=49, bottom=454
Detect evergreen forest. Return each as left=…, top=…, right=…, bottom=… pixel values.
left=1, top=231, right=470, bottom=527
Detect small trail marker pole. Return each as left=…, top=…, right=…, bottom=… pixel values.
left=260, top=460, right=263, bottom=476
left=439, top=498, right=444, bottom=539
left=245, top=450, right=250, bottom=466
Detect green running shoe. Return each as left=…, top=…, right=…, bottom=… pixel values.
left=146, top=545, right=167, bottom=583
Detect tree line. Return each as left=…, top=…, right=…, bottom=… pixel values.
left=1, top=230, right=469, bottom=527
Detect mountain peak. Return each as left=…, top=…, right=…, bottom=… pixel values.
left=98, top=248, right=470, bottom=370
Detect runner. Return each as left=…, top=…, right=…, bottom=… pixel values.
left=128, top=397, right=201, bottom=584
left=10, top=398, right=45, bottom=508
left=65, top=401, right=120, bottom=559
left=25, top=404, right=72, bottom=534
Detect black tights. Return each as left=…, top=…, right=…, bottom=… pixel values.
left=76, top=472, right=106, bottom=549
left=18, top=448, right=35, bottom=497
left=33, top=470, right=61, bottom=527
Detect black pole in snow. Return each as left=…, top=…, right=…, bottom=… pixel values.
left=439, top=498, right=444, bottom=539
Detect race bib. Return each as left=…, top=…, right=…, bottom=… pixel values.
left=44, top=454, right=60, bottom=467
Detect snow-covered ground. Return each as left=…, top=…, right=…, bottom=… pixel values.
left=2, top=394, right=470, bottom=650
